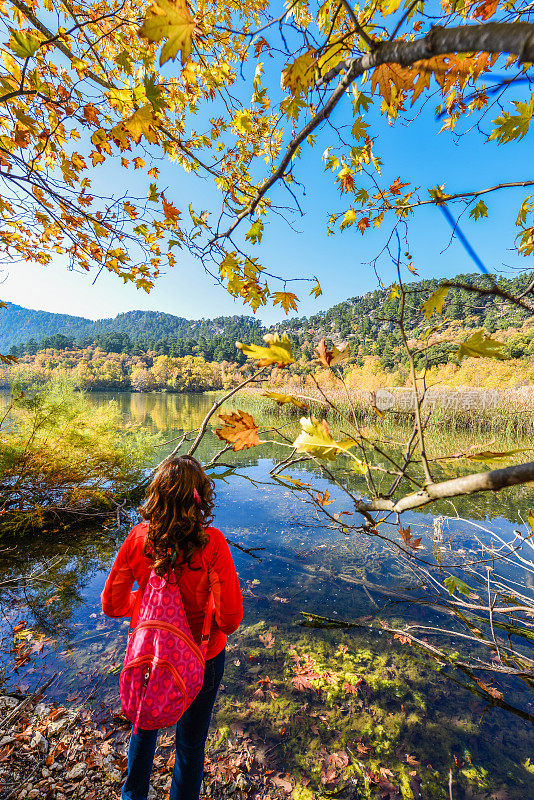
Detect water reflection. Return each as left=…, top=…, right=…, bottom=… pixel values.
left=3, top=392, right=534, bottom=795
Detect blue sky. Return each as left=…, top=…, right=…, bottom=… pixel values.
left=1, top=61, right=530, bottom=325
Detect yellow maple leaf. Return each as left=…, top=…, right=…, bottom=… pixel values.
left=236, top=332, right=295, bottom=367
left=315, top=337, right=350, bottom=367
left=262, top=391, right=308, bottom=410
left=281, top=50, right=316, bottom=96
left=371, top=63, right=413, bottom=107
left=139, top=0, right=197, bottom=66
left=421, top=285, right=449, bottom=319
left=294, top=416, right=357, bottom=461
left=272, top=291, right=299, bottom=314
left=234, top=109, right=253, bottom=134
left=456, top=331, right=508, bottom=361
left=310, top=278, right=322, bottom=298
left=115, top=106, right=159, bottom=145
left=388, top=282, right=400, bottom=300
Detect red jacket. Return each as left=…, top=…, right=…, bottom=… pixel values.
left=101, top=522, right=243, bottom=660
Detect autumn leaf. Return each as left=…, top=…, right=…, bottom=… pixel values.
left=399, top=524, right=422, bottom=550
left=443, top=575, right=474, bottom=597
left=340, top=207, right=357, bottom=231
left=259, top=630, right=275, bottom=648
left=139, top=0, right=197, bottom=66
left=456, top=330, right=508, bottom=361
left=371, top=62, right=413, bottom=107
left=215, top=410, right=261, bottom=451
left=473, top=0, right=499, bottom=21
left=245, top=219, right=263, bottom=244
left=162, top=197, right=181, bottom=222
left=464, top=447, right=529, bottom=462
left=281, top=50, right=316, bottom=96
left=388, top=282, right=400, bottom=300
left=470, top=199, right=488, bottom=221
left=310, top=278, right=322, bottom=298
left=315, top=337, right=350, bottom=367
left=357, top=216, right=370, bottom=234
left=272, top=291, right=299, bottom=314
left=275, top=474, right=311, bottom=488
left=316, top=489, right=334, bottom=506
left=116, top=106, right=160, bottom=144
left=9, top=31, right=41, bottom=58
left=294, top=416, right=357, bottom=461
left=421, top=285, right=449, bottom=319
left=262, top=391, right=308, bottom=410
left=473, top=676, right=503, bottom=699
left=236, top=332, right=295, bottom=367
left=234, top=109, right=253, bottom=134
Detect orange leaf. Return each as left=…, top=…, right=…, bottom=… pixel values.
left=272, top=291, right=299, bottom=314
left=357, top=217, right=370, bottom=234
left=399, top=524, right=422, bottom=550
left=90, top=150, right=105, bottom=167
left=316, top=489, right=334, bottom=506
left=162, top=197, right=181, bottom=222
left=215, top=410, right=260, bottom=451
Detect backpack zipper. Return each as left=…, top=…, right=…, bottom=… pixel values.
left=131, top=620, right=205, bottom=664
left=121, top=655, right=190, bottom=706
left=132, top=663, right=151, bottom=735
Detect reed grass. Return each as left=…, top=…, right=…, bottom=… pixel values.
left=231, top=385, right=534, bottom=438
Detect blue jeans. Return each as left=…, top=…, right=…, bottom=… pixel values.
left=121, top=649, right=225, bottom=800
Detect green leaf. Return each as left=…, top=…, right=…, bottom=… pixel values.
left=469, top=200, right=488, bottom=221
left=421, top=286, right=449, bottom=319
left=9, top=30, right=41, bottom=58
left=351, top=116, right=369, bottom=140
left=443, top=575, right=474, bottom=598
left=148, top=183, right=159, bottom=202
left=245, top=219, right=263, bottom=245
left=456, top=330, right=508, bottom=361
left=143, top=75, right=168, bottom=113
left=488, top=97, right=534, bottom=144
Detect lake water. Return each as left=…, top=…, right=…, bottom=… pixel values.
left=3, top=391, right=534, bottom=799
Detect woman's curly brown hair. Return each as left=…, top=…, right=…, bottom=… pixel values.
left=140, top=455, right=215, bottom=576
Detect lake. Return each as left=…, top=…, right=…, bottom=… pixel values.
left=2, top=390, right=534, bottom=799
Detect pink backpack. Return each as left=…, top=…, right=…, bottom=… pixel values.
left=120, top=569, right=215, bottom=734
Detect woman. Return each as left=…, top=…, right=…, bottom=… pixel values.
left=101, top=455, right=243, bottom=800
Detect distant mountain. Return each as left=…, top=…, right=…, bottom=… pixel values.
left=0, top=303, right=263, bottom=351
left=2, top=271, right=533, bottom=359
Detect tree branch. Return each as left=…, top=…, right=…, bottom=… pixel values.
left=357, top=459, right=534, bottom=514
left=214, top=22, right=534, bottom=245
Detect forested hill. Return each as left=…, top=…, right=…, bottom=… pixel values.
left=278, top=272, right=533, bottom=341
left=0, top=303, right=263, bottom=351
left=2, top=271, right=533, bottom=359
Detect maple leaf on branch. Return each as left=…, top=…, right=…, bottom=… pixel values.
left=456, top=331, right=508, bottom=361
left=139, top=0, right=198, bottom=66
left=293, top=416, right=358, bottom=461
left=272, top=291, right=299, bottom=314
left=262, top=392, right=308, bottom=410
left=315, top=337, right=351, bottom=368
left=399, top=524, right=422, bottom=550
left=236, top=333, right=295, bottom=367
left=214, top=410, right=261, bottom=451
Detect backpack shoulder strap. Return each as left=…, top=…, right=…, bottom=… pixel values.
left=200, top=592, right=215, bottom=657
